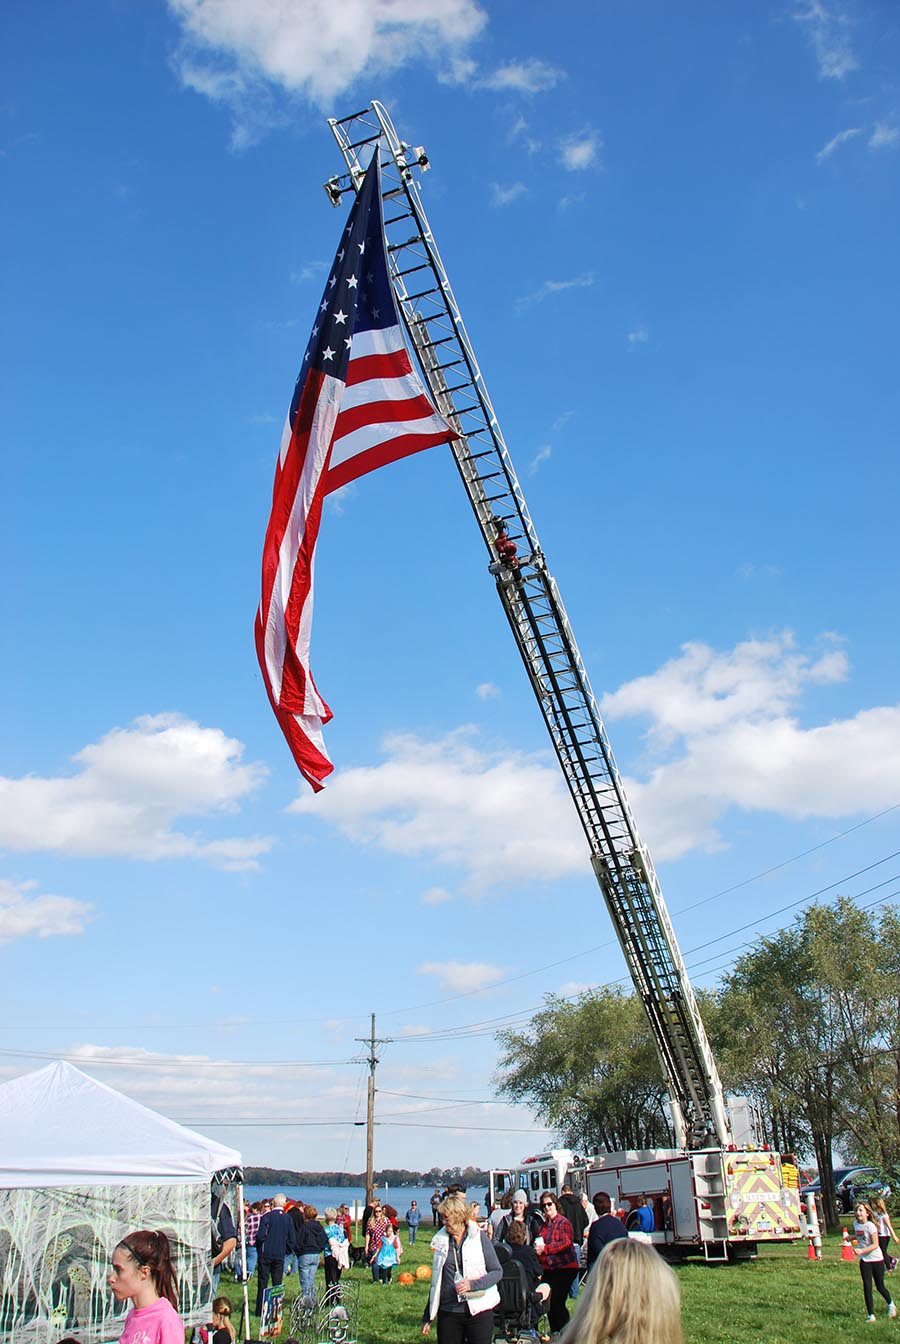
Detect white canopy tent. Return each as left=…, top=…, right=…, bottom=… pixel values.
left=0, top=1059, right=241, bottom=1188
left=0, top=1061, right=243, bottom=1343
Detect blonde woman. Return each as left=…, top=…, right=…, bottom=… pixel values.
left=422, top=1194, right=502, bottom=1344
left=559, top=1237, right=682, bottom=1344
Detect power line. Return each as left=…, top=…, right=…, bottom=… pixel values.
left=5, top=806, right=896, bottom=1034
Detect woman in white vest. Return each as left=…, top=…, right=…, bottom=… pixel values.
left=422, top=1195, right=502, bottom=1344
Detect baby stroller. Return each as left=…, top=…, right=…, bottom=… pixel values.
left=493, top=1250, right=543, bottom=1343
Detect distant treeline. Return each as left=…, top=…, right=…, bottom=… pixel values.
left=243, top=1165, right=490, bottom=1189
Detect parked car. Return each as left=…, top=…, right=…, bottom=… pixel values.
left=800, top=1166, right=890, bottom=1215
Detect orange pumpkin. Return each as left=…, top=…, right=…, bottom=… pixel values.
left=398, top=1271, right=415, bottom=1285
left=415, top=1264, right=433, bottom=1280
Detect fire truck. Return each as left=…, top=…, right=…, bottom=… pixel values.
left=323, top=104, right=809, bottom=1261
left=490, top=1146, right=807, bottom=1262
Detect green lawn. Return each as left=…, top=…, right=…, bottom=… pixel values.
left=215, top=1227, right=897, bottom=1343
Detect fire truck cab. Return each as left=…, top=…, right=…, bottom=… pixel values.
left=489, top=1150, right=585, bottom=1209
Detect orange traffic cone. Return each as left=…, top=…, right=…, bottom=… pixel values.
left=841, top=1229, right=855, bottom=1262
left=807, top=1241, right=817, bottom=1260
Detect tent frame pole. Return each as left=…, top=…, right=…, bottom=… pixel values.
left=236, top=1180, right=250, bottom=1341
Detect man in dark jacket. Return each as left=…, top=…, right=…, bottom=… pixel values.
left=255, top=1194, right=297, bottom=1317
left=585, top=1191, right=627, bottom=1270
left=210, top=1191, right=237, bottom=1291
left=559, top=1185, right=588, bottom=1244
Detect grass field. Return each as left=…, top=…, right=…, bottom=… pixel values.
left=218, top=1226, right=898, bottom=1343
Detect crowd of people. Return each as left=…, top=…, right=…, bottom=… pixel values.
left=420, top=1188, right=682, bottom=1344
left=66, top=1178, right=896, bottom=1342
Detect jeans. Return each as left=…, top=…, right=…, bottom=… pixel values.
left=235, top=1243, right=258, bottom=1281
left=298, top=1252, right=319, bottom=1298
left=409, top=1225, right=418, bottom=1244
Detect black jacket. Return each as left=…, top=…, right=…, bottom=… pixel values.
left=495, top=1210, right=544, bottom=1245
left=256, top=1208, right=297, bottom=1260
left=559, top=1193, right=588, bottom=1242
left=585, top=1214, right=627, bottom=1269
left=295, top=1219, right=329, bottom=1255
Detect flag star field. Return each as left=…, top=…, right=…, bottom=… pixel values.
left=2, top=0, right=899, bottom=1171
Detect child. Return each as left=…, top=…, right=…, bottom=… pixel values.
left=853, top=1201, right=896, bottom=1323
left=322, top=1207, right=349, bottom=1288
left=198, top=1296, right=236, bottom=1344
left=107, top=1229, right=184, bottom=1344
left=872, top=1197, right=898, bottom=1271
left=374, top=1224, right=402, bottom=1284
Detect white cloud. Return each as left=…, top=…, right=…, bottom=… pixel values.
left=601, top=634, right=848, bottom=746
left=421, top=885, right=454, bottom=906
left=292, top=635, right=899, bottom=885
left=475, top=683, right=500, bottom=701
left=869, top=123, right=900, bottom=151
left=507, top=114, right=541, bottom=155
left=516, top=274, right=595, bottom=311
left=528, top=444, right=552, bottom=475
left=792, top=1, right=858, bottom=80
left=290, top=261, right=328, bottom=284
left=417, top=959, right=510, bottom=993
left=438, top=53, right=478, bottom=86
left=559, top=129, right=602, bottom=171
left=490, top=181, right=527, bottom=207
left=59, top=1044, right=338, bottom=1115
left=168, top=0, right=487, bottom=121
left=557, top=980, right=595, bottom=998
left=483, top=58, right=563, bottom=94
left=290, top=729, right=585, bottom=889
left=736, top=562, right=782, bottom=580
left=600, top=633, right=900, bottom=859
left=0, top=878, right=92, bottom=944
left=627, top=327, right=649, bottom=350
left=815, top=126, right=862, bottom=163
left=0, top=714, right=272, bottom=870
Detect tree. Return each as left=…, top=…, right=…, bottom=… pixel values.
left=495, top=988, right=671, bottom=1152
left=714, top=898, right=900, bottom=1231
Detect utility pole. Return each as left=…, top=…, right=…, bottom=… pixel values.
left=355, top=1014, right=392, bottom=1198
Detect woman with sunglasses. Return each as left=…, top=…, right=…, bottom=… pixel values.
left=535, top=1194, right=579, bottom=1337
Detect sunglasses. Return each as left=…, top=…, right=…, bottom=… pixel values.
left=540, top=1201, right=555, bottom=1208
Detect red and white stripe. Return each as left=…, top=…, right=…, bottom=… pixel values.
left=255, top=324, right=453, bottom=791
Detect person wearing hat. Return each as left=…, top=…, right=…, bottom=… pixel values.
left=494, top=1190, right=544, bottom=1246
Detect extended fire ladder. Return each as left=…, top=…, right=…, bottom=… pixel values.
left=326, top=102, right=731, bottom=1152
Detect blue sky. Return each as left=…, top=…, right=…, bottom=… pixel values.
left=2, top=0, right=899, bottom=1172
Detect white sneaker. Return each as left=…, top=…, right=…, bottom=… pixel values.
left=888, top=1302, right=897, bottom=1318
left=866, top=1315, right=876, bottom=1323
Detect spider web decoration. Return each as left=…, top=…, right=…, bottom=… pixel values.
left=288, top=1280, right=359, bottom=1344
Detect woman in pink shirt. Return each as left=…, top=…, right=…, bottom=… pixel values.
left=108, top=1228, right=184, bottom=1344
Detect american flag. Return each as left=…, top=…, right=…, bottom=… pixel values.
left=255, top=155, right=455, bottom=791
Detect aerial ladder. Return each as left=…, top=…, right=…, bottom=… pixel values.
left=324, top=102, right=729, bottom=1154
